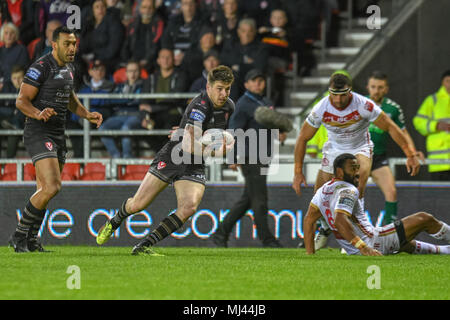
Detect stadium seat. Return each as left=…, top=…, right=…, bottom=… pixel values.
left=113, top=67, right=148, bottom=84
left=80, top=162, right=106, bottom=180
left=120, top=165, right=148, bottom=180
left=24, top=163, right=36, bottom=181
left=61, top=163, right=81, bottom=181
left=0, top=163, right=17, bottom=181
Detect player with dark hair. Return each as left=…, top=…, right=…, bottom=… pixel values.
left=303, top=153, right=450, bottom=256
left=8, top=26, right=103, bottom=253
left=96, top=65, right=235, bottom=255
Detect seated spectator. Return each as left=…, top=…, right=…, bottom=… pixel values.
left=258, top=8, right=291, bottom=105
left=30, top=19, right=62, bottom=62
left=121, top=0, right=165, bottom=74
left=0, top=65, right=25, bottom=158
left=239, top=0, right=281, bottom=28
left=190, top=49, right=239, bottom=101
left=161, top=0, right=209, bottom=66
left=198, top=0, right=223, bottom=24
left=0, top=22, right=29, bottom=81
left=79, top=0, right=125, bottom=75
left=140, top=48, right=189, bottom=152
left=99, top=61, right=144, bottom=158
left=220, top=18, right=268, bottom=95
left=6, top=0, right=38, bottom=46
left=180, top=25, right=219, bottom=83
left=214, top=0, right=242, bottom=51
left=281, top=0, right=320, bottom=76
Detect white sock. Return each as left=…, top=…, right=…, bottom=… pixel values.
left=430, top=222, right=450, bottom=243
left=414, top=241, right=450, bottom=255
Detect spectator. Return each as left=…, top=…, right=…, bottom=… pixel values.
left=189, top=49, right=239, bottom=101
left=6, top=0, right=38, bottom=45
left=1, top=2, right=12, bottom=29
left=180, top=25, right=219, bottom=83
left=220, top=18, right=269, bottom=95
left=0, top=22, right=30, bottom=81
left=0, top=65, right=25, bottom=158
left=161, top=0, right=209, bottom=66
left=140, top=48, right=189, bottom=151
left=30, top=19, right=63, bottom=62
left=121, top=0, right=165, bottom=74
left=258, top=8, right=291, bottom=105
left=239, top=0, right=281, bottom=28
left=198, top=0, right=223, bottom=24
left=67, top=60, right=115, bottom=158
left=281, top=0, right=320, bottom=76
left=99, top=60, right=144, bottom=158
left=79, top=0, right=125, bottom=74
left=413, top=70, right=450, bottom=181
left=214, top=0, right=241, bottom=51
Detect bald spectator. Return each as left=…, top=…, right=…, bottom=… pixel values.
left=31, top=20, right=62, bottom=62
left=220, top=18, right=268, bottom=94
left=121, top=0, right=165, bottom=74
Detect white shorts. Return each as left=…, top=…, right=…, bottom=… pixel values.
left=369, top=223, right=402, bottom=255
left=320, top=141, right=373, bottom=174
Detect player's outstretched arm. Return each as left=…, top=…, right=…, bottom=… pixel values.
left=16, top=83, right=57, bottom=122
left=292, top=122, right=318, bottom=196
left=304, top=204, right=322, bottom=254
left=68, top=91, right=103, bottom=128
left=334, top=210, right=382, bottom=256
left=373, top=112, right=420, bottom=176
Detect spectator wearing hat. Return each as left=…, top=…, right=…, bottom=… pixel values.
left=220, top=18, right=269, bottom=96
left=121, top=0, right=165, bottom=74
left=211, top=68, right=285, bottom=248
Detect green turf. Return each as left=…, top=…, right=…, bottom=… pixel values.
left=0, top=246, right=448, bottom=300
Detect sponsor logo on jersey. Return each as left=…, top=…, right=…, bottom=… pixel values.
left=190, top=109, right=206, bottom=122
left=26, top=68, right=41, bottom=81
left=322, top=110, right=362, bottom=128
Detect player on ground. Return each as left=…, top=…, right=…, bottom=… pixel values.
left=96, top=65, right=235, bottom=255
left=292, top=73, right=420, bottom=203
left=303, top=153, right=450, bottom=255
left=8, top=26, right=103, bottom=253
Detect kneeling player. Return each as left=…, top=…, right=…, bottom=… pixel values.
left=304, top=153, right=450, bottom=256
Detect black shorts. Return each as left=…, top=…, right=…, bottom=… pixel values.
left=23, top=129, right=67, bottom=165
left=148, top=143, right=206, bottom=185
left=371, top=153, right=389, bottom=171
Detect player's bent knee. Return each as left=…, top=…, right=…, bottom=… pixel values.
left=415, top=211, right=434, bottom=224
left=41, top=181, right=62, bottom=198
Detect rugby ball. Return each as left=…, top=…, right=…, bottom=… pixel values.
left=200, top=129, right=234, bottom=146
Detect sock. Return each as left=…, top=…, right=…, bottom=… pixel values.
left=14, top=201, right=45, bottom=239
left=27, top=207, right=47, bottom=240
left=110, top=200, right=131, bottom=229
left=430, top=222, right=450, bottom=243
left=383, top=201, right=398, bottom=224
left=146, top=213, right=184, bottom=246
left=414, top=241, right=450, bottom=254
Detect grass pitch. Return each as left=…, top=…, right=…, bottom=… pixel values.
left=0, top=246, right=448, bottom=300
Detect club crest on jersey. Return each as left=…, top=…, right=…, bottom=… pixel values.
left=157, top=161, right=166, bottom=170
left=364, top=101, right=374, bottom=112
left=45, top=142, right=53, bottom=151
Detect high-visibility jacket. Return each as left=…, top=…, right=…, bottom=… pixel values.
left=413, top=86, right=450, bottom=172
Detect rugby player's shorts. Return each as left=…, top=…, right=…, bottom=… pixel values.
left=148, top=142, right=206, bottom=186
left=371, top=153, right=389, bottom=171
left=368, top=220, right=407, bottom=255
left=320, top=141, right=373, bottom=174
left=23, top=129, right=67, bottom=165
